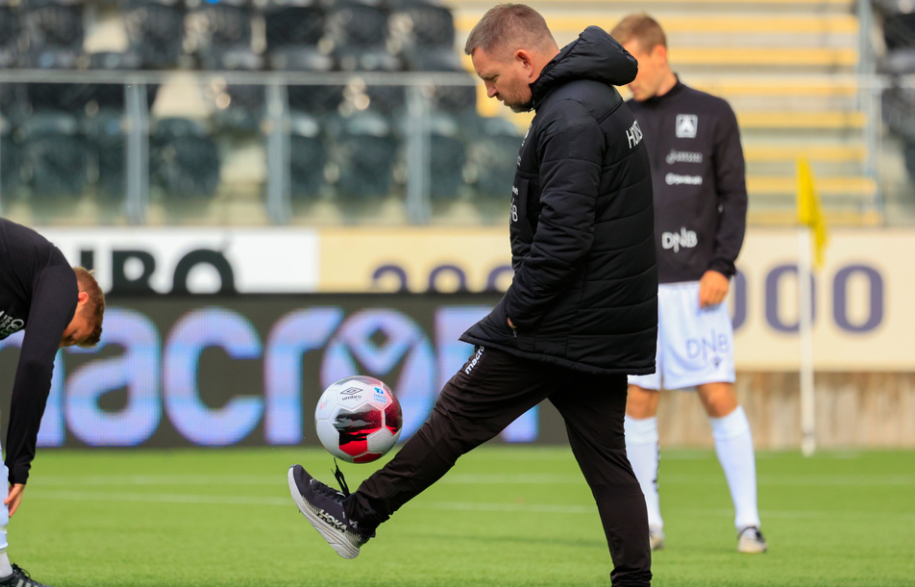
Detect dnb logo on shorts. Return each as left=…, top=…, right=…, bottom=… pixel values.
left=686, top=329, right=729, bottom=365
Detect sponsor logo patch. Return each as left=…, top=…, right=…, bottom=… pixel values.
left=661, top=228, right=698, bottom=253
left=626, top=120, right=643, bottom=149
left=666, top=150, right=703, bottom=165
left=665, top=173, right=703, bottom=186
left=676, top=114, right=698, bottom=138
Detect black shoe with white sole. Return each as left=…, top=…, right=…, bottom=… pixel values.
left=0, top=564, right=52, bottom=587
left=287, top=464, right=374, bottom=559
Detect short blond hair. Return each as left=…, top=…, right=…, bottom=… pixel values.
left=464, top=3, right=556, bottom=58
left=73, top=267, right=105, bottom=347
left=610, top=13, right=667, bottom=53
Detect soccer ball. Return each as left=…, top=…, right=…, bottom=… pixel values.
left=315, top=376, right=403, bottom=463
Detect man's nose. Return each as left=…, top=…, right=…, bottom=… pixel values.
left=486, top=85, right=497, bottom=98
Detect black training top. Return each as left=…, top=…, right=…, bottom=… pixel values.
left=0, top=219, right=77, bottom=485
left=627, top=80, right=747, bottom=283
left=462, top=27, right=658, bottom=376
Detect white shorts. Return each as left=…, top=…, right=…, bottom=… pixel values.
left=628, top=281, right=736, bottom=391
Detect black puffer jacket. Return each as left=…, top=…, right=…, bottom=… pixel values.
left=461, top=27, right=658, bottom=376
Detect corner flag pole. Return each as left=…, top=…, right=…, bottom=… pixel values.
left=797, top=225, right=816, bottom=457
left=796, top=157, right=827, bottom=457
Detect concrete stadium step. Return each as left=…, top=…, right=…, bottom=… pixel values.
left=453, top=13, right=859, bottom=36
left=748, top=175, right=876, bottom=197
left=747, top=208, right=882, bottom=226
left=453, top=0, right=854, bottom=13
left=738, top=111, right=866, bottom=130
left=744, top=145, right=866, bottom=164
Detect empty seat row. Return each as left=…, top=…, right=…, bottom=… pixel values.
left=0, top=109, right=522, bottom=202
left=0, top=0, right=457, bottom=71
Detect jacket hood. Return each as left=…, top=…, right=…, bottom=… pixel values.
left=531, top=26, right=638, bottom=110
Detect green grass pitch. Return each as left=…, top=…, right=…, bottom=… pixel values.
left=9, top=447, right=914, bottom=586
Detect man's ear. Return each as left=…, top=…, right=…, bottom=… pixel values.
left=515, top=49, right=534, bottom=74
left=77, top=291, right=89, bottom=306
left=651, top=44, right=669, bottom=65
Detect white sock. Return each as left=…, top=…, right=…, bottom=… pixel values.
left=0, top=550, right=12, bottom=578
left=624, top=415, right=663, bottom=530
left=710, top=406, right=761, bottom=530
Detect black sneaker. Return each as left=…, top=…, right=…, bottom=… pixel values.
left=287, top=464, right=373, bottom=559
left=0, top=564, right=52, bottom=587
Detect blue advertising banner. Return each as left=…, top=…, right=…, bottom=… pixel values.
left=0, top=294, right=562, bottom=448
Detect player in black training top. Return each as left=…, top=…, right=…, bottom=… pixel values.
left=0, top=218, right=106, bottom=587
left=610, top=14, right=767, bottom=555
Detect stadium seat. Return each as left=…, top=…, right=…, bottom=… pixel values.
left=0, top=83, right=27, bottom=127
left=465, top=116, right=521, bottom=200
left=82, top=109, right=127, bottom=200
left=1, top=114, right=21, bottom=197
left=20, top=0, right=84, bottom=69
left=269, top=46, right=343, bottom=115
left=0, top=5, right=18, bottom=68
left=428, top=112, right=465, bottom=200
left=201, top=47, right=265, bottom=133
left=331, top=111, right=398, bottom=199
left=390, top=2, right=455, bottom=55
left=326, top=4, right=401, bottom=72
left=288, top=111, right=327, bottom=199
left=187, top=0, right=253, bottom=66
left=150, top=117, right=221, bottom=199
left=874, top=0, right=915, bottom=51
left=264, top=1, right=324, bottom=51
left=19, top=111, right=90, bottom=199
left=123, top=0, right=187, bottom=69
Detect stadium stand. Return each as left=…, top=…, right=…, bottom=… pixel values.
left=1, top=0, right=912, bottom=226
left=455, top=0, right=878, bottom=225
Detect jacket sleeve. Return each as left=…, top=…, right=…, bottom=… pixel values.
left=503, top=103, right=603, bottom=328
left=707, top=101, right=748, bottom=278
left=5, top=266, right=77, bottom=485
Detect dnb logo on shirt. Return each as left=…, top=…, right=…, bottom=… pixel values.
left=676, top=114, right=698, bottom=138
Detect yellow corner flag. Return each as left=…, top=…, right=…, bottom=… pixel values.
left=796, top=157, right=829, bottom=267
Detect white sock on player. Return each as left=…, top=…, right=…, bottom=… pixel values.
left=624, top=415, right=663, bottom=530
left=0, top=550, right=12, bottom=578
left=710, top=405, right=761, bottom=530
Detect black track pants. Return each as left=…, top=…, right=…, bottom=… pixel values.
left=345, top=347, right=652, bottom=586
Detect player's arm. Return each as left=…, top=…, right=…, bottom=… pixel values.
left=701, top=102, right=748, bottom=307
left=4, top=266, right=78, bottom=512
left=503, top=104, right=603, bottom=328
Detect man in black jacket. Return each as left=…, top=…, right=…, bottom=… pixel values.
left=289, top=5, right=657, bottom=584
left=610, top=14, right=766, bottom=555
left=0, top=218, right=106, bottom=587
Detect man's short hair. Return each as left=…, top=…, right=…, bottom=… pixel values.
left=610, top=13, right=667, bottom=53
left=73, top=267, right=105, bottom=347
left=464, top=3, right=556, bottom=58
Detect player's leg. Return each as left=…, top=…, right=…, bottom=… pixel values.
left=290, top=347, right=557, bottom=557
left=346, top=347, right=552, bottom=530
left=625, top=288, right=665, bottom=550
left=624, top=384, right=664, bottom=549
left=696, top=381, right=765, bottom=553
left=660, top=281, right=766, bottom=553
left=0, top=456, right=51, bottom=586
left=0, top=465, right=10, bottom=578
left=550, top=374, right=652, bottom=587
